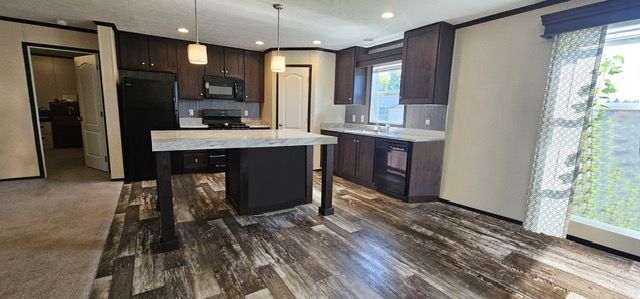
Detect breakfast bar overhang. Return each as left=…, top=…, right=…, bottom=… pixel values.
left=151, top=129, right=337, bottom=252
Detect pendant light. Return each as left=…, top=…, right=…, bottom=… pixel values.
left=188, top=0, right=207, bottom=65
left=270, top=3, right=286, bottom=72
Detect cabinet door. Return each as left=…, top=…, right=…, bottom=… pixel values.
left=148, top=36, right=177, bottom=73
left=400, top=26, right=438, bottom=104
left=355, top=136, right=375, bottom=183
left=176, top=41, right=205, bottom=99
left=399, top=22, right=454, bottom=105
left=119, top=32, right=149, bottom=71
left=339, top=134, right=358, bottom=177
left=334, top=48, right=356, bottom=104
left=224, top=48, right=245, bottom=79
left=205, top=45, right=225, bottom=76
left=243, top=50, right=264, bottom=102
left=183, top=151, right=209, bottom=172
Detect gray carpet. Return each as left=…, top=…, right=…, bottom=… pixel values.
left=0, top=148, right=122, bottom=299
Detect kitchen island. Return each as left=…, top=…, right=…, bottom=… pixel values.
left=151, top=129, right=337, bottom=251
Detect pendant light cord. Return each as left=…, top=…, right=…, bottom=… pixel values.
left=194, top=0, right=199, bottom=44
left=276, top=8, right=280, bottom=54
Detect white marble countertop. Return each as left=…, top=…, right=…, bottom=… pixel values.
left=321, top=125, right=445, bottom=143
left=179, top=117, right=271, bottom=129
left=151, top=129, right=337, bottom=152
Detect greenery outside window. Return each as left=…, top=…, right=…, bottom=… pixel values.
left=369, top=62, right=404, bottom=125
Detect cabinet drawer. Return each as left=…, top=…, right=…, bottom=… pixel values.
left=183, top=151, right=209, bottom=171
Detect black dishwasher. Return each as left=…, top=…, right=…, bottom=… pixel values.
left=373, top=139, right=410, bottom=198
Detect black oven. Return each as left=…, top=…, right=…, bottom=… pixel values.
left=204, top=75, right=244, bottom=100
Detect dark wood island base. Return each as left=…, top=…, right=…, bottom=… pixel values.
left=154, top=140, right=335, bottom=252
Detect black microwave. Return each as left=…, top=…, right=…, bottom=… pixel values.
left=204, top=75, right=244, bottom=100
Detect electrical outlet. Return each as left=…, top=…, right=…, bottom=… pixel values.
left=360, top=115, right=365, bottom=123
left=425, top=119, right=431, bottom=126
left=188, top=109, right=194, bottom=117
left=352, top=114, right=356, bottom=122
left=244, top=110, right=249, bottom=116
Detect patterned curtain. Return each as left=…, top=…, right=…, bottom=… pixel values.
left=524, top=26, right=607, bottom=237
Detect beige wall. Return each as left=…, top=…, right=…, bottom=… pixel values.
left=0, top=20, right=98, bottom=180
left=32, top=55, right=77, bottom=108
left=97, top=25, right=124, bottom=180
left=441, top=0, right=602, bottom=221
left=264, top=50, right=345, bottom=168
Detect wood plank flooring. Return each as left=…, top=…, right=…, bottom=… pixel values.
left=90, top=173, right=640, bottom=299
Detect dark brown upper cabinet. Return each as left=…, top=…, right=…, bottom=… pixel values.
left=118, top=32, right=177, bottom=73
left=205, top=45, right=225, bottom=76
left=399, top=22, right=454, bottom=105
left=176, top=41, right=205, bottom=99
left=243, top=50, right=264, bottom=102
left=224, top=48, right=245, bottom=79
left=119, top=32, right=149, bottom=71
left=334, top=47, right=367, bottom=105
left=147, top=36, right=177, bottom=73
left=205, top=46, right=244, bottom=79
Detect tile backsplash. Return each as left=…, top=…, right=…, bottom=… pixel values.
left=178, top=99, right=260, bottom=118
left=345, top=104, right=447, bottom=131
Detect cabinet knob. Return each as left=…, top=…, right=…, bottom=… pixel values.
left=245, top=95, right=248, bottom=98
left=221, top=70, right=224, bottom=73
left=348, top=97, right=352, bottom=101
left=150, top=63, right=155, bottom=66
left=200, top=93, right=203, bottom=96
left=141, top=62, right=146, bottom=65
left=225, top=70, right=229, bottom=74
left=194, top=158, right=198, bottom=163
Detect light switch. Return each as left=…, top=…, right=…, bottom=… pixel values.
left=425, top=119, right=431, bottom=126
left=360, top=115, right=365, bottom=123
left=244, top=110, right=249, bottom=116
left=352, top=114, right=356, bottom=122
left=188, top=109, right=194, bottom=117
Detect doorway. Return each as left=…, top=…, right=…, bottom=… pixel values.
left=24, top=44, right=109, bottom=179
left=277, top=65, right=311, bottom=131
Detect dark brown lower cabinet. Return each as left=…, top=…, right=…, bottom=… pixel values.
left=321, top=130, right=444, bottom=203
left=182, top=151, right=209, bottom=172
left=335, top=133, right=375, bottom=188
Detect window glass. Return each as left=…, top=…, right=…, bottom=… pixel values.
left=369, top=62, right=404, bottom=125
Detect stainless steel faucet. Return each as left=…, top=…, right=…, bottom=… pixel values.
left=377, top=123, right=391, bottom=133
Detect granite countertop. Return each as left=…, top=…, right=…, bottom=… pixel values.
left=178, top=117, right=271, bottom=129
left=151, top=129, right=337, bottom=152
left=320, top=124, right=445, bottom=143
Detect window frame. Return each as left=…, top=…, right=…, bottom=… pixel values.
left=367, top=60, right=406, bottom=127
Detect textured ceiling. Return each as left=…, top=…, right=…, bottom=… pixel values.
left=1, top=0, right=544, bottom=50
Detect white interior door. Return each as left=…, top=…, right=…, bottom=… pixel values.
left=74, top=55, right=109, bottom=172
left=277, top=67, right=310, bottom=131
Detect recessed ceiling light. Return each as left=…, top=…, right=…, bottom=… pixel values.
left=255, top=40, right=265, bottom=45
left=312, top=40, right=322, bottom=45
left=381, top=12, right=394, bottom=19
left=177, top=28, right=189, bottom=33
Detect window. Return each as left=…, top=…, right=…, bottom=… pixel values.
left=369, top=62, right=404, bottom=125
left=572, top=21, right=640, bottom=235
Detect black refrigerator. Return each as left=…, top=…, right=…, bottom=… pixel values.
left=120, top=77, right=178, bottom=181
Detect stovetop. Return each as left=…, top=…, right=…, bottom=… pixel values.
left=207, top=122, right=250, bottom=130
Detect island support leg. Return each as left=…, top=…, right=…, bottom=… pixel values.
left=156, top=151, right=179, bottom=252
left=319, top=144, right=335, bottom=216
